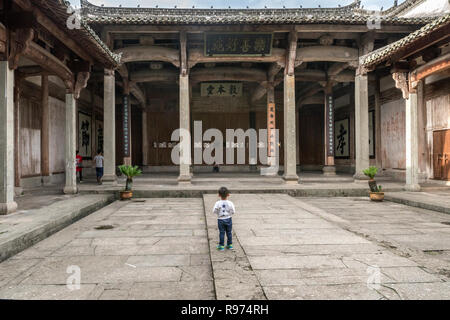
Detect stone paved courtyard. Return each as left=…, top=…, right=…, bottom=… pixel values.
left=1, top=195, right=450, bottom=300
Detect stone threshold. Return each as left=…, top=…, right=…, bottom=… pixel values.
left=385, top=192, right=450, bottom=215
left=0, top=194, right=115, bottom=262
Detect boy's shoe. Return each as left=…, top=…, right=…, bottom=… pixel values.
left=217, top=245, right=225, bottom=251
left=226, top=245, right=233, bottom=250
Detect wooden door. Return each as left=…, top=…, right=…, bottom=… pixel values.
left=433, top=129, right=450, bottom=180
left=299, top=106, right=324, bottom=166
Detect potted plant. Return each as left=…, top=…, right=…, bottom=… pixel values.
left=370, top=185, right=385, bottom=202
left=362, top=166, right=385, bottom=202
left=118, top=165, right=142, bottom=200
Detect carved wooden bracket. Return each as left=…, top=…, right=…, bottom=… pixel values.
left=8, top=28, right=34, bottom=70
left=74, top=71, right=91, bottom=99
left=392, top=72, right=409, bottom=99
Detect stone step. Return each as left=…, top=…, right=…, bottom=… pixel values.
left=0, top=194, right=115, bottom=262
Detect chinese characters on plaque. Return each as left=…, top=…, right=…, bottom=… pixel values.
left=205, top=33, right=273, bottom=56
left=123, top=95, right=130, bottom=157
left=369, top=110, right=375, bottom=158
left=334, top=118, right=350, bottom=158
left=326, top=95, right=334, bottom=157
left=201, top=82, right=243, bottom=97
left=96, top=120, right=103, bottom=153
left=78, top=112, right=92, bottom=158
left=267, top=103, right=276, bottom=157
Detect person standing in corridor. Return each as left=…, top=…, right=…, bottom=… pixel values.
left=93, top=150, right=104, bottom=185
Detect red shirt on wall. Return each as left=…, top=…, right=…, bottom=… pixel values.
left=76, top=154, right=83, bottom=172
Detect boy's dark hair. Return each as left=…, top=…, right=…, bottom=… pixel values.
left=218, top=187, right=230, bottom=199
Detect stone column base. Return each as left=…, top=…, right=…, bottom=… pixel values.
left=14, top=187, right=23, bottom=197
left=0, top=201, right=18, bottom=215
left=42, top=175, right=52, bottom=186
left=283, top=174, right=299, bottom=184
left=63, top=186, right=78, bottom=194
left=178, top=175, right=191, bottom=184
left=322, top=166, right=336, bottom=176
left=353, top=173, right=369, bottom=181
left=405, top=184, right=421, bottom=192
left=103, top=174, right=117, bottom=184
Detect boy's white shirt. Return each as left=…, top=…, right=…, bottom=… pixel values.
left=213, top=199, right=235, bottom=220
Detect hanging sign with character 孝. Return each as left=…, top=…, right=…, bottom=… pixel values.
left=205, top=33, right=273, bottom=56
left=201, top=82, right=243, bottom=97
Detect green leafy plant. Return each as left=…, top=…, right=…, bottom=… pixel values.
left=362, top=166, right=378, bottom=180
left=118, top=165, right=142, bottom=191
left=377, top=185, right=383, bottom=192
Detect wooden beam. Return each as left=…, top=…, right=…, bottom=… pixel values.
left=188, top=47, right=286, bottom=69
left=130, top=82, right=146, bottom=107
left=116, top=45, right=180, bottom=66
left=130, top=69, right=178, bottom=83
left=299, top=93, right=325, bottom=106
left=410, top=52, right=450, bottom=89
left=296, top=45, right=359, bottom=63
left=328, top=62, right=349, bottom=76
left=22, top=41, right=73, bottom=89
left=191, top=67, right=267, bottom=83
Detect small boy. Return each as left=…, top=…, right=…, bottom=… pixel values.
left=93, top=150, right=104, bottom=185
left=213, top=187, right=235, bottom=251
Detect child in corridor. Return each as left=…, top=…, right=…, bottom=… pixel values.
left=213, top=187, right=235, bottom=251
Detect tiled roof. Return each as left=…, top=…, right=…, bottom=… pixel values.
left=80, top=0, right=433, bottom=25
left=36, top=0, right=121, bottom=68
left=360, top=13, right=450, bottom=68
left=382, top=0, right=426, bottom=17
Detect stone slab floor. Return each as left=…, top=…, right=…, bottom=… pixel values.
left=0, top=195, right=450, bottom=300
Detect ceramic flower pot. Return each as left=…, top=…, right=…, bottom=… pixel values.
left=119, top=190, right=133, bottom=200
left=369, top=192, right=384, bottom=202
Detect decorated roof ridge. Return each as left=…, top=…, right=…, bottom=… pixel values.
left=80, top=0, right=362, bottom=13
left=382, top=0, right=426, bottom=16
left=79, top=0, right=436, bottom=25
left=360, top=13, right=450, bottom=68
left=35, top=0, right=121, bottom=67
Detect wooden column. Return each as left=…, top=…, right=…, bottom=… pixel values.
left=374, top=76, right=382, bottom=169
left=13, top=74, right=22, bottom=195
left=41, top=73, right=50, bottom=181
left=103, top=69, right=117, bottom=183
left=178, top=73, right=191, bottom=183
left=63, top=92, right=77, bottom=194
left=323, top=82, right=336, bottom=175
left=354, top=72, right=370, bottom=180
left=178, top=31, right=191, bottom=183
left=283, top=30, right=299, bottom=183
left=405, top=85, right=421, bottom=191
left=0, top=60, right=18, bottom=214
